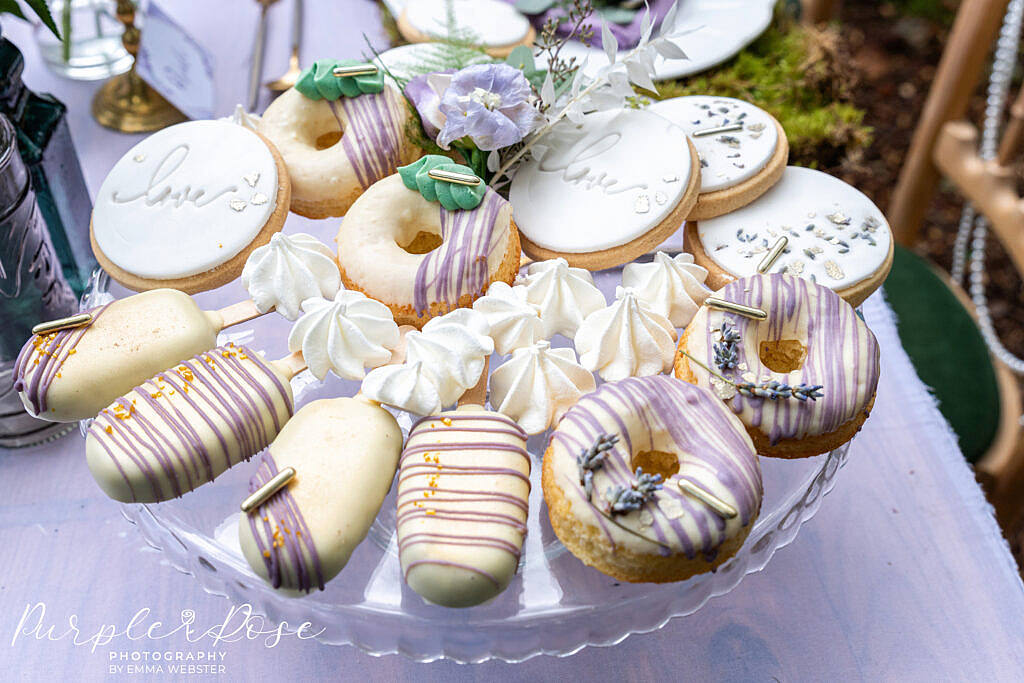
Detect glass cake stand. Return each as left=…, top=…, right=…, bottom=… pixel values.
left=82, top=243, right=853, bottom=664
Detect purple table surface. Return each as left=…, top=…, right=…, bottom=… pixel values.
left=2, top=2, right=1024, bottom=680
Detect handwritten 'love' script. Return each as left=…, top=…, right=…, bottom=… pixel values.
left=111, top=144, right=238, bottom=209
left=537, top=132, right=647, bottom=196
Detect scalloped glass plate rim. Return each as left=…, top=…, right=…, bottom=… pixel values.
left=116, top=442, right=849, bottom=662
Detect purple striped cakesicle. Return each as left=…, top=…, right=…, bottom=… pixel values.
left=328, top=85, right=407, bottom=190
left=238, top=397, right=403, bottom=594
left=413, top=188, right=510, bottom=316
left=398, top=405, right=530, bottom=607
left=85, top=343, right=294, bottom=503
left=14, top=303, right=112, bottom=417
left=549, top=376, right=763, bottom=563
left=245, top=452, right=324, bottom=593
left=683, top=272, right=880, bottom=445
left=12, top=289, right=223, bottom=423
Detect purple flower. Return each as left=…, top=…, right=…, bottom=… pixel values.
left=436, top=64, right=542, bottom=151
left=404, top=71, right=453, bottom=142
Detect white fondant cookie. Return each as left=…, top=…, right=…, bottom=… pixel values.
left=650, top=96, right=780, bottom=193
left=692, top=166, right=893, bottom=295
left=510, top=108, right=699, bottom=268
left=403, top=0, right=531, bottom=47
left=92, top=120, right=281, bottom=281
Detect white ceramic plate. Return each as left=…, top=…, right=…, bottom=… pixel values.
left=379, top=0, right=777, bottom=80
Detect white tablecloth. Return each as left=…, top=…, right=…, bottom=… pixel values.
left=1, top=2, right=1023, bottom=679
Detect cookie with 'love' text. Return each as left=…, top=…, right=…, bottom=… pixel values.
left=509, top=108, right=700, bottom=271
left=90, top=119, right=291, bottom=294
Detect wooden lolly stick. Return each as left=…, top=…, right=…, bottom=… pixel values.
left=457, top=357, right=490, bottom=408
left=213, top=299, right=266, bottom=329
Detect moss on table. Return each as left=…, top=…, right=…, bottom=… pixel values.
left=648, top=16, right=871, bottom=168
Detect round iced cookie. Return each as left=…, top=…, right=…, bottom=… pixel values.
left=649, top=95, right=788, bottom=219
left=674, top=273, right=880, bottom=459
left=336, top=172, right=520, bottom=328
left=509, top=108, right=700, bottom=270
left=397, top=0, right=536, bottom=58
left=90, top=119, right=290, bottom=294
left=542, top=375, right=763, bottom=583
left=685, top=166, right=894, bottom=307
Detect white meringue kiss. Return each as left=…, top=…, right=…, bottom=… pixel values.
left=621, top=251, right=711, bottom=327
left=288, top=290, right=400, bottom=380
left=517, top=258, right=605, bottom=338
left=472, top=281, right=543, bottom=354
left=242, top=232, right=341, bottom=321
left=574, top=287, right=677, bottom=381
left=489, top=340, right=595, bottom=434
left=361, top=361, right=443, bottom=416
left=361, top=307, right=495, bottom=413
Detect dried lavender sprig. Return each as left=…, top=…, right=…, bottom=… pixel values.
left=735, top=380, right=824, bottom=401
left=577, top=432, right=619, bottom=498
left=605, top=467, right=663, bottom=515
left=681, top=350, right=825, bottom=402
left=713, top=321, right=741, bottom=371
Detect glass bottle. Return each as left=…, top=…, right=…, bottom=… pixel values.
left=0, top=36, right=96, bottom=297
left=0, top=113, right=77, bottom=447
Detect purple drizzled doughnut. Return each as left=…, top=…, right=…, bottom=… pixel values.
left=84, top=344, right=294, bottom=503
left=335, top=175, right=517, bottom=328
left=678, top=272, right=879, bottom=455
left=257, top=83, right=414, bottom=218
left=397, top=406, right=530, bottom=607
left=542, top=375, right=763, bottom=583
left=413, top=189, right=507, bottom=315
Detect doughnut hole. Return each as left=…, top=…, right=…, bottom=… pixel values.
left=632, top=450, right=681, bottom=480
left=314, top=130, right=343, bottom=150
left=400, top=230, right=444, bottom=255
left=758, top=339, right=807, bottom=374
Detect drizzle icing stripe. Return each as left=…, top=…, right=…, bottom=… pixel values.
left=413, top=189, right=508, bottom=315
left=330, top=86, right=405, bottom=190
left=86, top=344, right=293, bottom=502
left=14, top=303, right=112, bottom=415
left=247, top=452, right=325, bottom=592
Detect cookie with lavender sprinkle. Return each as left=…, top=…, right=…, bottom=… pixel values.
left=683, top=166, right=894, bottom=307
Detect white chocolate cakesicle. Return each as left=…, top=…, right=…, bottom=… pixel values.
left=398, top=405, right=530, bottom=607
left=85, top=344, right=293, bottom=503
left=14, top=290, right=225, bottom=423
left=239, top=397, right=402, bottom=594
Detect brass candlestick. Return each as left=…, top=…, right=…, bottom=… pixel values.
left=92, top=0, right=187, bottom=133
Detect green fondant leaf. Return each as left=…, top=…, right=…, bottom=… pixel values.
left=294, top=59, right=384, bottom=100
left=398, top=155, right=485, bottom=211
